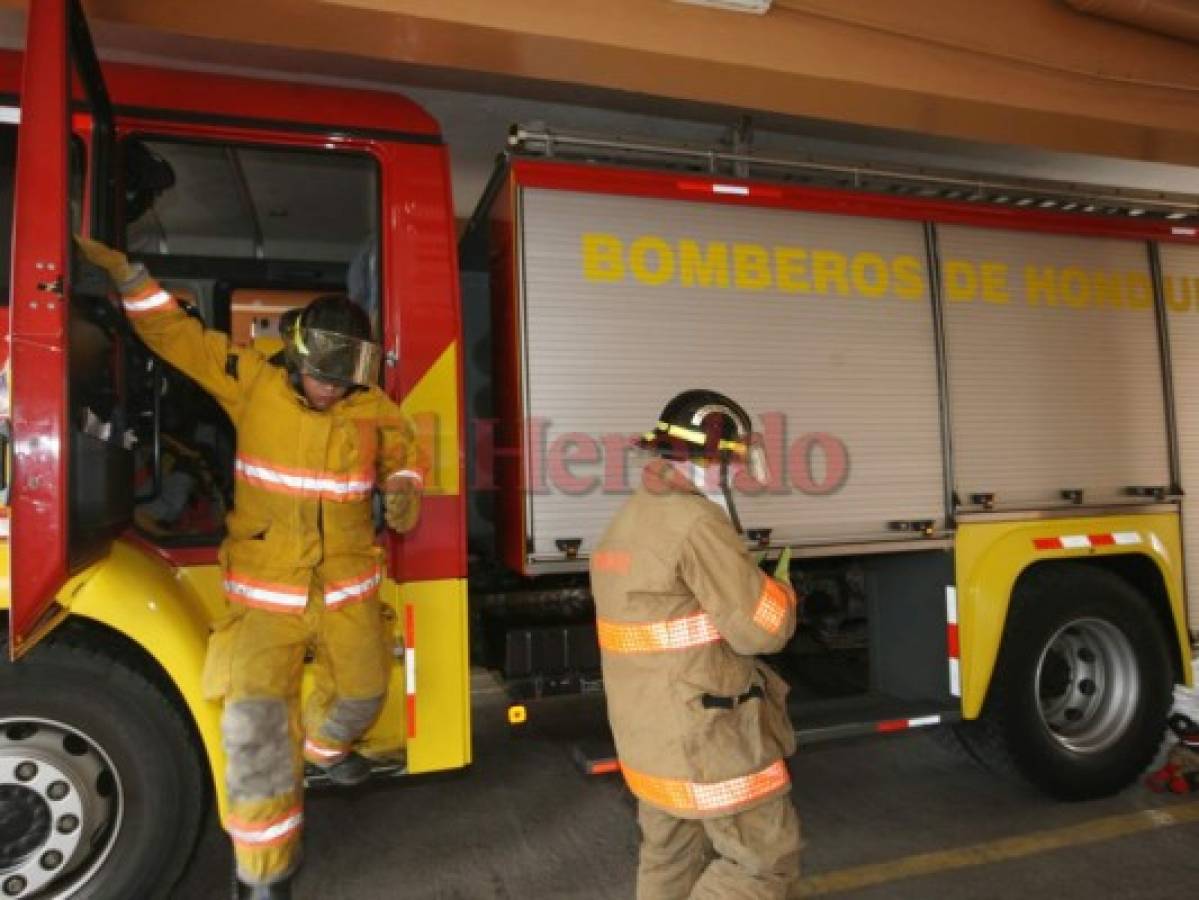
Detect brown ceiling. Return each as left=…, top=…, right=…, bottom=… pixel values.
left=4, top=0, right=1199, bottom=166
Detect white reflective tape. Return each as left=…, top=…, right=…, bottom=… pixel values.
left=405, top=647, right=416, bottom=696
left=1171, top=227, right=1197, bottom=236
left=236, top=458, right=373, bottom=498
left=303, top=739, right=344, bottom=761
left=324, top=571, right=381, bottom=607
left=948, top=659, right=961, bottom=697
left=712, top=184, right=750, bottom=196
left=387, top=469, right=424, bottom=488
left=907, top=715, right=942, bottom=728
left=0, top=107, right=19, bottom=125
left=1059, top=535, right=1092, bottom=549
left=945, top=586, right=958, bottom=624
left=228, top=811, right=303, bottom=846
left=0, top=518, right=8, bottom=538
left=123, top=290, right=173, bottom=313
left=223, top=579, right=308, bottom=610
left=1112, top=531, right=1142, bottom=546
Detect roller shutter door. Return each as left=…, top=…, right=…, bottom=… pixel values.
left=517, top=187, right=945, bottom=566
left=937, top=225, right=1169, bottom=511
left=1162, top=242, right=1199, bottom=630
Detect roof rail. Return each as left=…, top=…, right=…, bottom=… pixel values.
left=509, top=123, right=1199, bottom=224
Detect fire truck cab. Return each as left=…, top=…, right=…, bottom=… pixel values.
left=0, top=2, right=467, bottom=896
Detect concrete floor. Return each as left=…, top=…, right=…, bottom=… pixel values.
left=176, top=675, right=1199, bottom=899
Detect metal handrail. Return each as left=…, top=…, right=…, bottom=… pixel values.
left=509, top=123, right=1199, bottom=221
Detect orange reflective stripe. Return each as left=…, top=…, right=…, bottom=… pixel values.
left=622, top=759, right=790, bottom=813
left=223, top=572, right=309, bottom=613
left=226, top=807, right=304, bottom=849
left=592, top=551, right=631, bottom=575
left=597, top=612, right=722, bottom=654
left=752, top=576, right=793, bottom=635
left=236, top=454, right=374, bottom=502
left=303, top=736, right=347, bottom=763
left=122, top=287, right=175, bottom=317
left=323, top=567, right=381, bottom=609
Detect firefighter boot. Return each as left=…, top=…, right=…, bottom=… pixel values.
left=318, top=750, right=373, bottom=787
left=234, top=874, right=293, bottom=899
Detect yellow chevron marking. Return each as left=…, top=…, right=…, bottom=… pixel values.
left=400, top=342, right=460, bottom=496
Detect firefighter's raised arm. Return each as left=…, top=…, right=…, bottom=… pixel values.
left=678, top=511, right=798, bottom=655
left=75, top=236, right=261, bottom=418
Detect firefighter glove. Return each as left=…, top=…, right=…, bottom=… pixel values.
left=772, top=546, right=792, bottom=587
left=74, top=235, right=139, bottom=287
left=383, top=472, right=422, bottom=534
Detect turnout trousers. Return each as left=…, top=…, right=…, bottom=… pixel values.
left=204, top=565, right=392, bottom=886
left=636, top=794, right=803, bottom=900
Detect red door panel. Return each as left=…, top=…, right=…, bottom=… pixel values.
left=8, top=0, right=74, bottom=657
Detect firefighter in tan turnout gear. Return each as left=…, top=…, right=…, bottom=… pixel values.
left=590, top=390, right=803, bottom=899
left=76, top=237, right=424, bottom=900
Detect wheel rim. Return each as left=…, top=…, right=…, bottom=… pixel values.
left=1035, top=617, right=1139, bottom=754
left=0, top=718, right=122, bottom=899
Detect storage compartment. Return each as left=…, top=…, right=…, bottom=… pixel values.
left=489, top=170, right=947, bottom=575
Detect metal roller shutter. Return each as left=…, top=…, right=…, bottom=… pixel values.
left=1162, top=243, right=1199, bottom=629
left=517, top=187, right=945, bottom=566
left=937, top=225, right=1169, bottom=510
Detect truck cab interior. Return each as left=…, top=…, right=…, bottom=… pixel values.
left=72, top=135, right=381, bottom=551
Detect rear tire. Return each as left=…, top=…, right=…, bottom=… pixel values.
left=0, top=637, right=205, bottom=899
left=954, top=563, right=1172, bottom=799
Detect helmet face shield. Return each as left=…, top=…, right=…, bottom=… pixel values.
left=288, top=326, right=381, bottom=387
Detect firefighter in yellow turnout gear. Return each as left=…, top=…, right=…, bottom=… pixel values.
left=77, top=238, right=424, bottom=900
left=590, top=390, right=803, bottom=900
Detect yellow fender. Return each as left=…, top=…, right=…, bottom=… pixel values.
left=57, top=541, right=227, bottom=811
left=955, top=512, right=1192, bottom=720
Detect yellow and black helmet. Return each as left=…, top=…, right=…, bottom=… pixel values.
left=638, top=389, right=767, bottom=481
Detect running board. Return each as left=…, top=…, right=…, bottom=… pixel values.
left=303, top=757, right=408, bottom=788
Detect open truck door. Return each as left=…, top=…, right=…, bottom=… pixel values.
left=8, top=0, right=118, bottom=658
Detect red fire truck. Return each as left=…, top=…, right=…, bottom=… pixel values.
left=0, top=1, right=1193, bottom=897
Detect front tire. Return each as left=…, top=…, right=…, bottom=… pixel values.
left=0, top=636, right=205, bottom=899
left=956, top=563, right=1173, bottom=800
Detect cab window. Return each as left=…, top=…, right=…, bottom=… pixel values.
left=119, top=137, right=381, bottom=546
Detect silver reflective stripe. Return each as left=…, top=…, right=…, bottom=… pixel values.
left=123, top=290, right=173, bottom=313
left=227, top=810, right=303, bottom=846
left=324, top=570, right=381, bottom=608
left=235, top=457, right=373, bottom=499
left=223, top=578, right=308, bottom=611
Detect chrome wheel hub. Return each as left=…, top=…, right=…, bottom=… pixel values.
left=1036, top=618, right=1139, bottom=755
left=0, top=720, right=120, bottom=898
